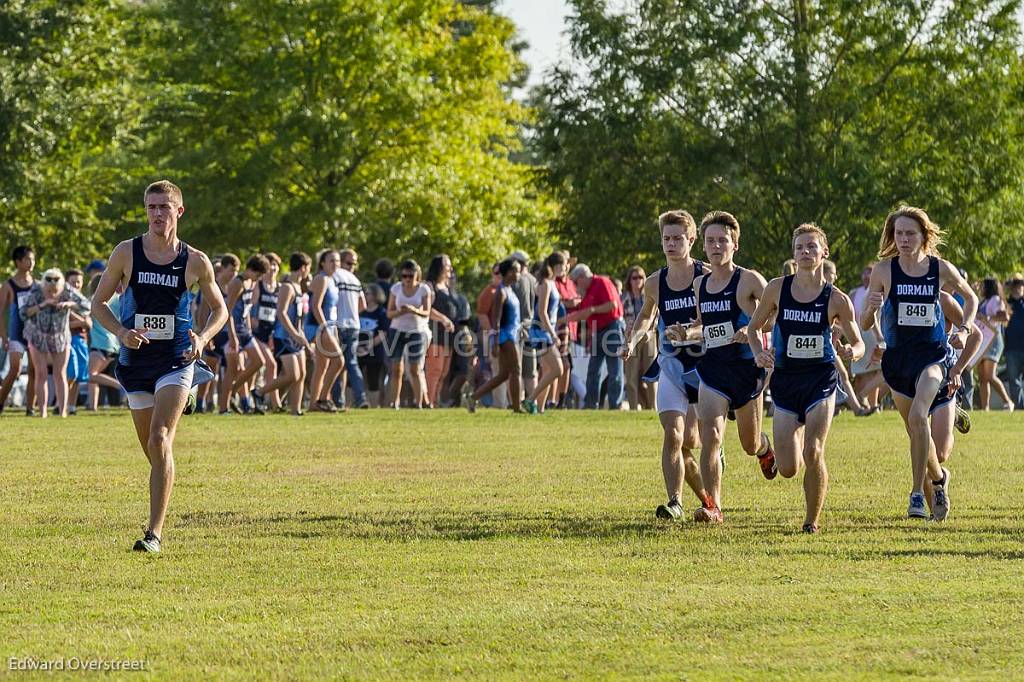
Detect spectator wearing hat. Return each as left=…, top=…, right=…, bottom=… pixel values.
left=1004, top=273, right=1024, bottom=409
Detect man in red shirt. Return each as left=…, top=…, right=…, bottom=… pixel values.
left=567, top=263, right=625, bottom=409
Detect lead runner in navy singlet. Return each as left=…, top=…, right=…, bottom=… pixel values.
left=860, top=206, right=977, bottom=521
left=91, top=180, right=228, bottom=553
left=685, top=211, right=777, bottom=524
left=747, top=224, right=864, bottom=533
left=623, top=210, right=713, bottom=521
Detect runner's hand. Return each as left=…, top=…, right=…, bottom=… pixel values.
left=183, top=330, right=203, bottom=362
left=866, top=292, right=884, bottom=312
left=871, top=344, right=885, bottom=363
left=754, top=349, right=774, bottom=369
left=229, top=337, right=240, bottom=354
left=118, top=327, right=150, bottom=350
left=947, top=368, right=963, bottom=397
left=620, top=343, right=633, bottom=360
left=949, top=328, right=967, bottom=350
left=731, top=326, right=749, bottom=344
left=837, top=343, right=855, bottom=361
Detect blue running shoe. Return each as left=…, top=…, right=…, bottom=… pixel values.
left=907, top=492, right=928, bottom=519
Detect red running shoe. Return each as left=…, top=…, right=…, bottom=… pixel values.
left=693, top=506, right=724, bottom=524
left=757, top=439, right=778, bottom=480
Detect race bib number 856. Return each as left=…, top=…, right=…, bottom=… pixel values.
left=704, top=321, right=735, bottom=349
left=135, top=314, right=174, bottom=340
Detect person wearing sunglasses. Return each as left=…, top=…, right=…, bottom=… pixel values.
left=387, top=260, right=433, bottom=408
left=19, top=267, right=91, bottom=418
left=621, top=265, right=656, bottom=411
left=89, top=180, right=229, bottom=553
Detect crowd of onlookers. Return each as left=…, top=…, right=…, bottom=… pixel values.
left=2, top=243, right=1023, bottom=416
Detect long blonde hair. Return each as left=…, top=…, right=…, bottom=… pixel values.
left=878, top=206, right=945, bottom=259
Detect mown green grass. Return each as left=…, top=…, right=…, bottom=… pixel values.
left=1, top=409, right=1022, bottom=680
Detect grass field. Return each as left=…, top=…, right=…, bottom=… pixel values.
left=1, top=408, right=1023, bottom=679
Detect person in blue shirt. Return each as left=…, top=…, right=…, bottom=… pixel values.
left=1004, top=274, right=1024, bottom=409
left=747, top=224, right=864, bottom=533
left=859, top=206, right=977, bottom=521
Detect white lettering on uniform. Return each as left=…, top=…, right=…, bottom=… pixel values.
left=664, top=296, right=695, bottom=312
left=137, top=272, right=180, bottom=288
left=782, top=309, right=822, bottom=324
left=896, top=283, right=934, bottom=297
left=701, top=300, right=731, bottom=314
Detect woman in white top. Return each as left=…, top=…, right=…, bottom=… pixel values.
left=387, top=259, right=433, bottom=408
left=972, top=277, right=1013, bottom=411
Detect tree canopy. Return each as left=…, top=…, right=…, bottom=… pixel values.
left=536, top=0, right=1024, bottom=285
left=1, top=0, right=554, bottom=277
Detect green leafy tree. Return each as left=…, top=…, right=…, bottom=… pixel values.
left=121, top=0, right=554, bottom=276
left=537, top=0, right=1024, bottom=284
left=0, top=0, right=147, bottom=271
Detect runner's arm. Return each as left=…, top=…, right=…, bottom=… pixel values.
left=832, top=290, right=865, bottom=362
left=223, top=277, right=242, bottom=346
left=90, top=241, right=141, bottom=346
left=192, top=252, right=228, bottom=345
left=624, top=275, right=658, bottom=357
left=747, top=278, right=780, bottom=365
left=859, top=263, right=887, bottom=332
left=0, top=283, right=10, bottom=340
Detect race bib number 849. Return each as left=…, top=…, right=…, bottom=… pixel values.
left=898, top=302, right=936, bottom=327
left=135, top=314, right=174, bottom=340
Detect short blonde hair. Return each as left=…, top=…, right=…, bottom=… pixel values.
left=144, top=180, right=183, bottom=206
left=700, top=211, right=740, bottom=242
left=792, top=222, right=829, bottom=250
left=879, top=206, right=945, bottom=259
left=658, top=210, right=697, bottom=240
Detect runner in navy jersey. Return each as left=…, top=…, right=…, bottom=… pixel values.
left=683, top=211, right=777, bottom=524
left=254, top=252, right=312, bottom=416
left=0, top=246, right=37, bottom=414
left=747, top=224, right=864, bottom=533
left=247, top=252, right=281, bottom=411
left=195, top=255, right=236, bottom=413
left=623, top=210, right=714, bottom=520
left=224, top=254, right=270, bottom=413
left=860, top=206, right=977, bottom=521
left=91, top=180, right=228, bottom=553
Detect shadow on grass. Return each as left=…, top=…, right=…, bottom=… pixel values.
left=178, top=509, right=676, bottom=541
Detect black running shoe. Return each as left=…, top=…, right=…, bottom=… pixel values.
left=801, top=523, right=819, bottom=534
left=132, top=530, right=161, bottom=553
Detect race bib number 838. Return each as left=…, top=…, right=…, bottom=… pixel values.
left=135, top=314, right=174, bottom=340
